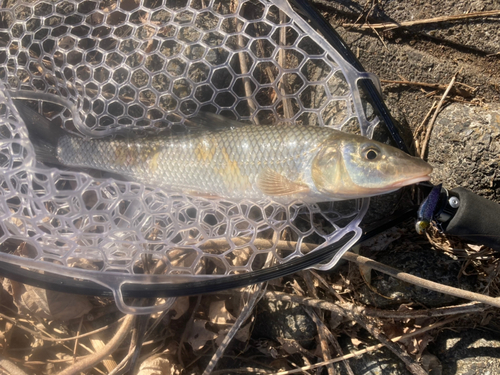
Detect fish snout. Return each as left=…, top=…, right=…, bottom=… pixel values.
left=389, top=156, right=433, bottom=188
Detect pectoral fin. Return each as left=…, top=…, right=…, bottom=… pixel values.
left=257, top=169, right=310, bottom=196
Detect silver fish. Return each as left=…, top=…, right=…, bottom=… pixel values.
left=17, top=105, right=432, bottom=202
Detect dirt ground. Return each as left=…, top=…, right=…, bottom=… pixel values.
left=322, top=0, right=500, bottom=121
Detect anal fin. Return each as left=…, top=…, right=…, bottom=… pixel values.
left=257, top=169, right=310, bottom=196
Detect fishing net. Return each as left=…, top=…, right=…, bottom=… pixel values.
left=0, top=0, right=380, bottom=313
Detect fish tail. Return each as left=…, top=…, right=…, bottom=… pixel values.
left=13, top=100, right=64, bottom=165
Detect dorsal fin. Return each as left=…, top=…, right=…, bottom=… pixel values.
left=185, top=112, right=251, bottom=132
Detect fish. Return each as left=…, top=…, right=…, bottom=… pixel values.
left=14, top=102, right=432, bottom=203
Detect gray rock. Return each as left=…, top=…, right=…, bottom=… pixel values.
left=428, top=103, right=500, bottom=202
left=252, top=299, right=317, bottom=348
left=334, top=335, right=412, bottom=375
left=428, top=328, right=500, bottom=375
left=357, top=246, right=476, bottom=308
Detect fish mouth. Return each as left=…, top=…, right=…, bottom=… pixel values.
left=390, top=174, right=431, bottom=188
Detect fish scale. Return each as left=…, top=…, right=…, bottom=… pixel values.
left=57, top=125, right=333, bottom=200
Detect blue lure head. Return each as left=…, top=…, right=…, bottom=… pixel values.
left=415, top=184, right=443, bottom=234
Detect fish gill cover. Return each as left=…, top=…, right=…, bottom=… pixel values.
left=0, top=0, right=379, bottom=313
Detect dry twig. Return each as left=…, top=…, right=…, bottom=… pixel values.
left=363, top=301, right=486, bottom=318
left=0, top=356, right=29, bottom=375
left=58, top=315, right=135, bottom=375
left=420, top=72, right=458, bottom=158
left=342, top=308, right=428, bottom=375
left=265, top=291, right=486, bottom=319
left=343, top=10, right=500, bottom=30
left=209, top=237, right=500, bottom=308
left=302, top=272, right=336, bottom=375
left=414, top=100, right=437, bottom=156
left=381, top=79, right=473, bottom=98
left=343, top=252, right=500, bottom=308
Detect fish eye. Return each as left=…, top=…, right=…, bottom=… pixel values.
left=363, top=147, right=379, bottom=160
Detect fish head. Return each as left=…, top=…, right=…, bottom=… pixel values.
left=312, top=133, right=432, bottom=199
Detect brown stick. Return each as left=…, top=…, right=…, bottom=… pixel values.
left=414, top=100, right=437, bottom=156
left=343, top=252, right=500, bottom=308
left=0, top=356, right=29, bottom=375
left=208, top=237, right=500, bottom=309
left=264, top=291, right=485, bottom=319
left=343, top=10, right=500, bottom=30
left=381, top=79, right=472, bottom=98
left=73, top=317, right=84, bottom=363
left=310, top=269, right=347, bottom=303
left=420, top=72, right=457, bottom=158
left=305, top=308, right=337, bottom=375
left=363, top=301, right=486, bottom=318
left=327, top=332, right=355, bottom=375
left=302, top=272, right=336, bottom=375
left=202, top=285, right=264, bottom=375
left=58, top=315, right=135, bottom=375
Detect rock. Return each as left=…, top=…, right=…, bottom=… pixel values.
left=327, top=0, right=500, bottom=154
left=428, top=103, right=500, bottom=202
left=252, top=299, right=317, bottom=349
left=428, top=328, right=500, bottom=375
left=334, top=335, right=412, bottom=375
left=357, top=246, right=476, bottom=308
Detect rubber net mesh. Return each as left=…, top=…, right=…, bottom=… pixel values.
left=0, top=0, right=373, bottom=292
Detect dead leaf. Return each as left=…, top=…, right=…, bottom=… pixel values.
left=208, top=300, right=235, bottom=325
left=232, top=247, right=252, bottom=266
left=254, top=338, right=280, bottom=358
left=215, top=319, right=253, bottom=346
left=399, top=325, right=433, bottom=359
left=138, top=354, right=182, bottom=375
left=5, top=279, right=92, bottom=321
left=170, top=296, right=190, bottom=320
left=396, top=304, right=415, bottom=312
left=187, top=319, right=217, bottom=351
left=277, top=337, right=314, bottom=359
left=383, top=320, right=405, bottom=340
left=467, top=244, right=483, bottom=252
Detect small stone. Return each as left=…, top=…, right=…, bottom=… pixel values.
left=252, top=299, right=317, bottom=348
left=428, top=329, right=500, bottom=375
left=334, top=335, right=412, bottom=375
